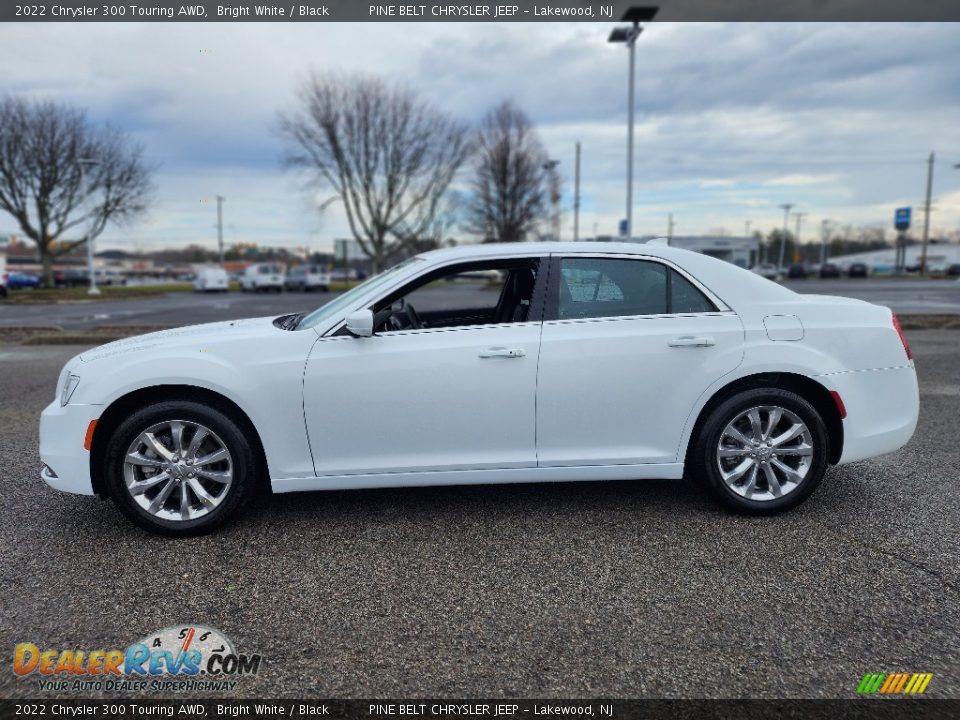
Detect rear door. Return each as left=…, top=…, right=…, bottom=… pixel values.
left=535, top=254, right=744, bottom=466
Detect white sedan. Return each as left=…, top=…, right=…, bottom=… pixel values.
left=40, top=241, right=919, bottom=535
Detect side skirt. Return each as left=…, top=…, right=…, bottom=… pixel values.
left=270, top=463, right=685, bottom=493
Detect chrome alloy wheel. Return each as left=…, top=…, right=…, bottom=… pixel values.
left=716, top=405, right=814, bottom=502
left=123, top=420, right=233, bottom=522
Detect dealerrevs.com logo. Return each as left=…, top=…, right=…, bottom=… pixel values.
left=13, top=625, right=262, bottom=692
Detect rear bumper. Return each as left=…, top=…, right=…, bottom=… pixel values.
left=819, top=365, right=919, bottom=465
left=38, top=400, right=101, bottom=495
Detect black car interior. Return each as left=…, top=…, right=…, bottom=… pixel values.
left=370, top=259, right=540, bottom=333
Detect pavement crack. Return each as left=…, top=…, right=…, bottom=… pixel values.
left=817, top=523, right=960, bottom=596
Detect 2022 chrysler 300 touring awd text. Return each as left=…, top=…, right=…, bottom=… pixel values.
left=39, top=242, right=919, bottom=535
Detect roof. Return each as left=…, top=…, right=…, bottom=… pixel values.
left=417, top=240, right=697, bottom=263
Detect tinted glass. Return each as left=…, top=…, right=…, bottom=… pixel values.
left=558, top=258, right=667, bottom=319
left=670, top=270, right=715, bottom=313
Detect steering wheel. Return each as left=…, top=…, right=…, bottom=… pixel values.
left=404, top=302, right=423, bottom=330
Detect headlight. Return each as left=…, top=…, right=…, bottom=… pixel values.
left=60, top=374, right=80, bottom=407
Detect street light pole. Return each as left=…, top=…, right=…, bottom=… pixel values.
left=793, top=211, right=807, bottom=265
left=609, top=6, right=659, bottom=241
left=215, top=195, right=225, bottom=265
left=778, top=203, right=794, bottom=271
left=573, top=141, right=581, bottom=242
left=79, top=158, right=100, bottom=295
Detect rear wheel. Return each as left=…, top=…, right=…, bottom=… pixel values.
left=693, top=388, right=829, bottom=515
left=104, top=400, right=257, bottom=535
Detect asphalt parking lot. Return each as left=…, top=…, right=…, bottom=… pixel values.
left=1, top=278, right=959, bottom=331
left=0, top=330, right=957, bottom=699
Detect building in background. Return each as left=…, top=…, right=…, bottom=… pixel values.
left=826, top=242, right=960, bottom=273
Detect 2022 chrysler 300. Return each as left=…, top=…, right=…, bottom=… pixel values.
left=39, top=241, right=919, bottom=535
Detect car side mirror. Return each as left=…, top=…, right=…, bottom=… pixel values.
left=344, top=309, right=374, bottom=337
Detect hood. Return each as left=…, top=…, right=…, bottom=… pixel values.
left=79, top=316, right=284, bottom=363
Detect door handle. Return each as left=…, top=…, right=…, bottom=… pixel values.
left=479, top=347, right=526, bottom=359
left=668, top=336, right=716, bottom=348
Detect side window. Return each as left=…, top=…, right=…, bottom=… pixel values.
left=372, top=259, right=541, bottom=333
left=670, top=270, right=716, bottom=313
left=558, top=258, right=667, bottom=319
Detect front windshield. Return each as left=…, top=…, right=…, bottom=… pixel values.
left=296, top=258, right=423, bottom=330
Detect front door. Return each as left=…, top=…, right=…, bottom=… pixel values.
left=303, top=259, right=545, bottom=476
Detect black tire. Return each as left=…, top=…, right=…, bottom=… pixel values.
left=103, top=400, right=258, bottom=536
left=692, top=388, right=829, bottom=515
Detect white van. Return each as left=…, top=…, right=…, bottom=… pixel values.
left=285, top=263, right=331, bottom=292
left=193, top=266, right=229, bottom=293
left=241, top=263, right=285, bottom=292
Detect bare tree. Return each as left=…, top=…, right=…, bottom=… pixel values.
left=278, top=73, right=472, bottom=272
left=466, top=100, right=549, bottom=242
left=0, top=97, right=153, bottom=287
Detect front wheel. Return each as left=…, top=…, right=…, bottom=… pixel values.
left=693, top=388, right=829, bottom=515
left=103, top=400, right=258, bottom=535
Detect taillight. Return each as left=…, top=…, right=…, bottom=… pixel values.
left=829, top=390, right=847, bottom=420
left=892, top=313, right=912, bottom=361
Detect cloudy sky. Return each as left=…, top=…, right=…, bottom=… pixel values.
left=2, top=21, right=959, bottom=253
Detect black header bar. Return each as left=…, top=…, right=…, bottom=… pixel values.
left=4, top=0, right=960, bottom=23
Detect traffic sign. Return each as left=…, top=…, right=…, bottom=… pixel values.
left=894, top=207, right=911, bottom=231
left=618, top=219, right=628, bottom=237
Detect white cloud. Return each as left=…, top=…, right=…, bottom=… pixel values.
left=0, top=21, right=958, bottom=248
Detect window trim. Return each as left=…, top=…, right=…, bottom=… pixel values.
left=544, top=253, right=730, bottom=323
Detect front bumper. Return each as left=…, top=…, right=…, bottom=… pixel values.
left=39, top=400, right=102, bottom=495
left=820, top=365, right=919, bottom=465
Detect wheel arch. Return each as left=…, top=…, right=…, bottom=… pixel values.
left=682, top=372, right=844, bottom=470
left=89, top=384, right=271, bottom=498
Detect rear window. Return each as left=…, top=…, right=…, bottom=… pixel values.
left=557, top=257, right=716, bottom=319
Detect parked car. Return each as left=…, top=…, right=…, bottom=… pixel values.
left=7, top=271, right=41, bottom=290
left=54, top=269, right=91, bottom=288
left=848, top=263, right=869, bottom=278
left=40, top=241, right=919, bottom=535
left=240, top=263, right=285, bottom=292
left=818, top=263, right=841, bottom=279
left=286, top=264, right=331, bottom=292
left=750, top=263, right=782, bottom=281
left=786, top=264, right=808, bottom=279
left=330, top=268, right=359, bottom=282
left=193, top=267, right=230, bottom=293
left=946, top=264, right=960, bottom=277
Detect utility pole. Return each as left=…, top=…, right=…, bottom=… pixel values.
left=543, top=160, right=561, bottom=241
left=573, top=142, right=581, bottom=241
left=744, top=220, right=751, bottom=237
left=820, top=219, right=831, bottom=265
left=793, top=211, right=807, bottom=265
left=778, top=203, right=794, bottom=271
left=667, top=213, right=675, bottom=242
left=920, top=151, right=934, bottom=275
left=216, top=195, right=225, bottom=265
